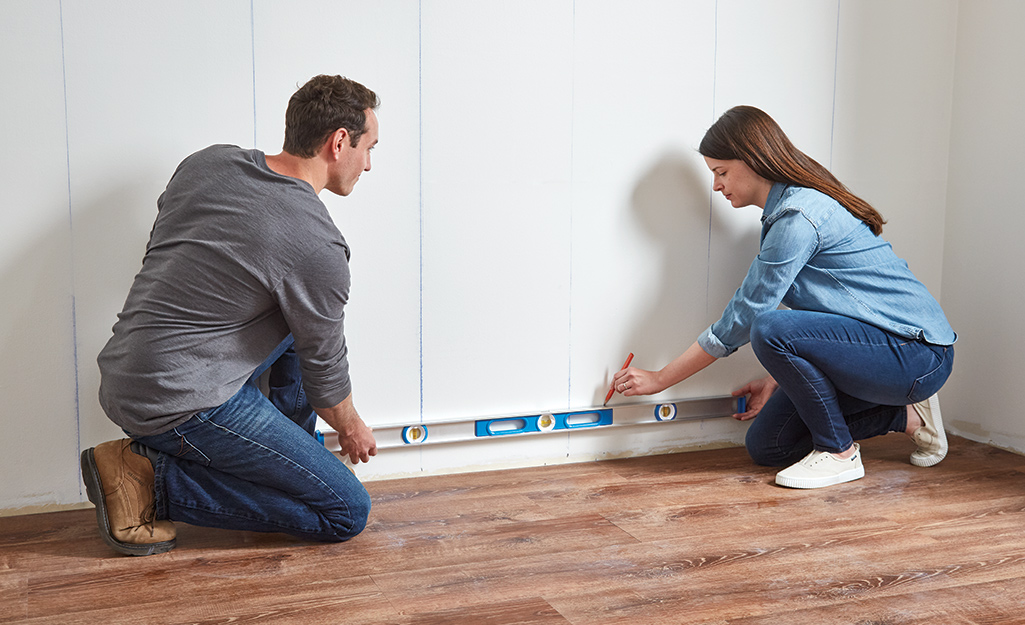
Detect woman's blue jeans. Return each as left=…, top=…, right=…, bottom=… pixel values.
left=131, top=336, right=370, bottom=542
left=745, top=310, right=954, bottom=467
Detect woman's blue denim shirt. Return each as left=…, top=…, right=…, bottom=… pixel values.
left=698, top=183, right=956, bottom=358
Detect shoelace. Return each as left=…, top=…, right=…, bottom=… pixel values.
left=119, top=503, right=159, bottom=537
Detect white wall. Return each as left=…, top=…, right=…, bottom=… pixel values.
left=0, top=0, right=80, bottom=513
left=942, top=0, right=1025, bottom=453
left=0, top=0, right=965, bottom=511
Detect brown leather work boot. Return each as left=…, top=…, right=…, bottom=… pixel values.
left=81, top=439, right=176, bottom=556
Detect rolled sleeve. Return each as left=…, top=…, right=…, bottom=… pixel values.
left=698, top=326, right=733, bottom=358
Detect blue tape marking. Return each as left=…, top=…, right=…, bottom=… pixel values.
left=737, top=396, right=747, bottom=413
left=475, top=409, right=613, bottom=437
left=315, top=430, right=325, bottom=445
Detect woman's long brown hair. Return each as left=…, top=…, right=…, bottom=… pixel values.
left=699, top=106, right=885, bottom=235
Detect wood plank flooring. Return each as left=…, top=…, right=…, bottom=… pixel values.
left=2, top=433, right=1025, bottom=624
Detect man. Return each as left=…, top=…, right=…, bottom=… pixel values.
left=81, top=75, right=380, bottom=556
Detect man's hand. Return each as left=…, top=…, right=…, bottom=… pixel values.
left=316, top=394, right=378, bottom=464
left=337, top=415, right=377, bottom=465
left=732, top=375, right=778, bottom=421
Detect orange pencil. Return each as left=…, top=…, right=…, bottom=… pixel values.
left=603, top=353, right=634, bottom=406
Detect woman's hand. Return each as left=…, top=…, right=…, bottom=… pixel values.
left=732, top=375, right=778, bottom=421
left=608, top=342, right=718, bottom=401
left=611, top=367, right=666, bottom=397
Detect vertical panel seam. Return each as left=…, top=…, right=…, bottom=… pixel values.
left=567, top=0, right=575, bottom=411
left=830, top=0, right=841, bottom=169
left=251, top=0, right=257, bottom=147
left=418, top=0, right=425, bottom=426
left=706, top=0, right=719, bottom=318
left=59, top=0, right=83, bottom=496
left=418, top=0, right=425, bottom=469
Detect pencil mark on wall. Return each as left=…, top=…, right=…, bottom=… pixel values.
left=418, top=0, right=425, bottom=433
left=829, top=0, right=841, bottom=169
left=58, top=0, right=83, bottom=495
left=567, top=0, right=577, bottom=410
left=706, top=0, right=719, bottom=319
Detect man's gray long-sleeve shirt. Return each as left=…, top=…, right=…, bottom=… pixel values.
left=98, top=145, right=352, bottom=436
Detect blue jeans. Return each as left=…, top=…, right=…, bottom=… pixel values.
left=745, top=310, right=954, bottom=466
left=132, top=336, right=370, bottom=542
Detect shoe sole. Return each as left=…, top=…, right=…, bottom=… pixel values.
left=775, top=465, right=865, bottom=489
left=910, top=450, right=947, bottom=467
left=80, top=448, right=176, bottom=557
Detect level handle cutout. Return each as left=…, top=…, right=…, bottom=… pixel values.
left=565, top=412, right=603, bottom=428
left=486, top=418, right=530, bottom=436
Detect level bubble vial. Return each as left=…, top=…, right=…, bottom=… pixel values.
left=654, top=403, right=677, bottom=421
left=402, top=425, right=428, bottom=444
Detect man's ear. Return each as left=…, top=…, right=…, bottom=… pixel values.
left=326, top=128, right=350, bottom=160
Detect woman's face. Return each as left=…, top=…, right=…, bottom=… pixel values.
left=704, top=156, right=773, bottom=209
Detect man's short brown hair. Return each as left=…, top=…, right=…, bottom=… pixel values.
left=282, top=75, right=380, bottom=158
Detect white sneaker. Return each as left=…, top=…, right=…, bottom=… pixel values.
left=775, top=443, right=865, bottom=489
left=910, top=394, right=947, bottom=467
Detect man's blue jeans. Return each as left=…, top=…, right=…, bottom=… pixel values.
left=132, top=336, right=370, bottom=542
left=745, top=310, right=954, bottom=467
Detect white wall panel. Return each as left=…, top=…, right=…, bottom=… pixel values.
left=568, top=0, right=721, bottom=409
left=713, top=0, right=840, bottom=155
left=832, top=0, right=957, bottom=294
left=253, top=0, right=422, bottom=445
left=0, top=0, right=79, bottom=510
left=942, top=0, right=1025, bottom=453
left=420, top=0, right=575, bottom=428
left=61, top=0, right=255, bottom=452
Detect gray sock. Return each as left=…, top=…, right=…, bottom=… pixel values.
left=129, top=440, right=160, bottom=469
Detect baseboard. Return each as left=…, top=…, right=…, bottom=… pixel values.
left=0, top=501, right=93, bottom=518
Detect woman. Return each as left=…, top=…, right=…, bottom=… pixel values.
left=612, top=106, right=956, bottom=489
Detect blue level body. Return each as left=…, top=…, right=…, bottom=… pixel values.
left=475, top=408, right=613, bottom=437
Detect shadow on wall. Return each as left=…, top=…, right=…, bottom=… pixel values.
left=620, top=149, right=760, bottom=387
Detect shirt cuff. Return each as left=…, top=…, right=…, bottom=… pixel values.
left=698, top=326, right=735, bottom=359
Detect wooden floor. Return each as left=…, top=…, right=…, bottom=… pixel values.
left=3, top=434, right=1025, bottom=624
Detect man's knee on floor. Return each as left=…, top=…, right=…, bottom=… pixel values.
left=324, top=484, right=371, bottom=542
